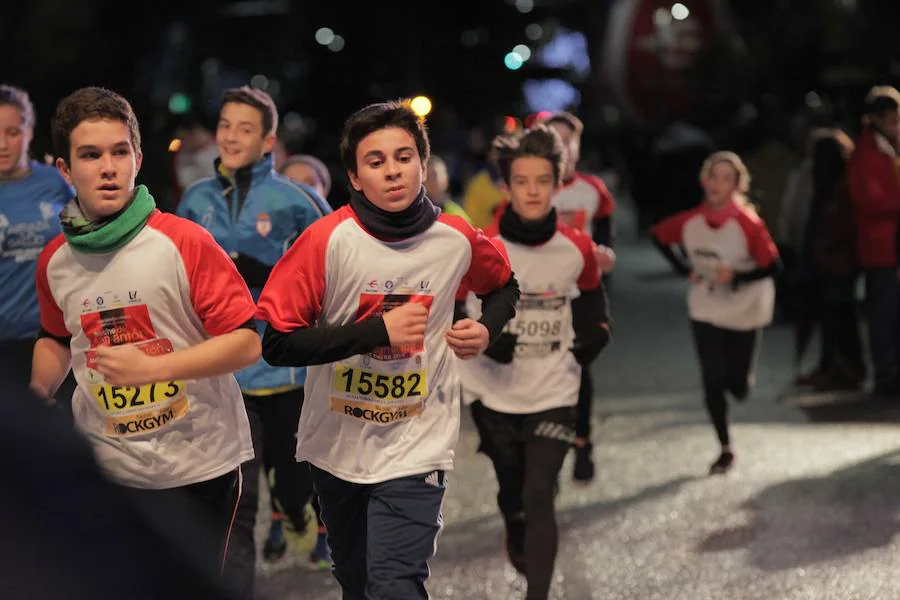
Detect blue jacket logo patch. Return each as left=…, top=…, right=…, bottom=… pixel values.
left=256, top=213, right=272, bottom=237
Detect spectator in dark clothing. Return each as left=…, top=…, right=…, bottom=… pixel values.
left=796, top=130, right=866, bottom=390
left=847, top=86, right=900, bottom=396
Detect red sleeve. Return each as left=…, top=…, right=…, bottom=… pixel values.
left=559, top=225, right=601, bottom=290
left=651, top=208, right=696, bottom=245
left=35, top=235, right=69, bottom=338
left=440, top=214, right=512, bottom=294
left=847, top=134, right=900, bottom=217
left=736, top=210, right=780, bottom=268
left=151, top=213, right=257, bottom=336
left=257, top=208, right=350, bottom=332
left=581, top=174, right=616, bottom=220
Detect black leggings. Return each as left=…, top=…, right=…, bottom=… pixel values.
left=575, top=367, right=593, bottom=440
left=471, top=401, right=575, bottom=600
left=691, top=321, right=760, bottom=447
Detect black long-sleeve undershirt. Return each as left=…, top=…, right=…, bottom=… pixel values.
left=593, top=216, right=614, bottom=248
left=570, top=282, right=611, bottom=365
left=652, top=234, right=783, bottom=288
left=475, top=274, right=520, bottom=344
left=262, top=274, right=519, bottom=368
left=652, top=235, right=692, bottom=276
left=263, top=319, right=389, bottom=367
left=232, top=253, right=274, bottom=289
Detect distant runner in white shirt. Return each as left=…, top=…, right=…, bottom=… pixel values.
left=652, top=151, right=781, bottom=475
left=458, top=125, right=611, bottom=600
left=539, top=111, right=616, bottom=482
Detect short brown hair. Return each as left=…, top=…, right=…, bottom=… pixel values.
left=51, top=87, right=141, bottom=163
left=543, top=111, right=584, bottom=136
left=340, top=100, right=430, bottom=175
left=0, top=84, right=35, bottom=129
left=221, top=86, right=278, bottom=137
left=492, top=124, right=566, bottom=186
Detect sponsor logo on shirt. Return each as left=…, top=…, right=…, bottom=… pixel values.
left=329, top=397, right=424, bottom=425
left=102, top=395, right=190, bottom=437
left=0, top=209, right=55, bottom=263
left=364, top=276, right=433, bottom=295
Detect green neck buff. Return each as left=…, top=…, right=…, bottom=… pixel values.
left=61, top=185, right=156, bottom=254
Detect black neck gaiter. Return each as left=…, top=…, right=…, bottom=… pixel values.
left=499, top=206, right=557, bottom=246
left=349, top=186, right=439, bottom=240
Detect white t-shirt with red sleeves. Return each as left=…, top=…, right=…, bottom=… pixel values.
left=653, top=202, right=779, bottom=331
left=459, top=224, right=600, bottom=414
left=36, top=211, right=256, bottom=489
left=257, top=205, right=512, bottom=484
left=553, top=172, right=616, bottom=236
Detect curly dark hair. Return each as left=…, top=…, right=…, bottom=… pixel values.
left=51, top=87, right=141, bottom=163
left=491, top=124, right=566, bottom=186
left=339, top=100, right=430, bottom=174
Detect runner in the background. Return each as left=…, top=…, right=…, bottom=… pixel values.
left=540, top=111, right=616, bottom=482
left=651, top=151, right=780, bottom=475
left=276, top=151, right=335, bottom=569
left=0, top=84, right=72, bottom=403
left=458, top=125, right=611, bottom=600
left=178, top=87, right=330, bottom=592
left=280, top=153, right=333, bottom=208
left=426, top=153, right=472, bottom=222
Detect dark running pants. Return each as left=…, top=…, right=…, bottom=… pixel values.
left=691, top=320, right=760, bottom=447
left=471, top=401, right=575, bottom=600
left=311, top=465, right=446, bottom=600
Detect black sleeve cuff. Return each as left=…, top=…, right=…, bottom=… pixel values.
left=651, top=236, right=691, bottom=276
left=262, top=318, right=390, bottom=367
left=37, top=328, right=71, bottom=347
left=476, top=273, right=520, bottom=344
left=732, top=259, right=783, bottom=289
left=571, top=285, right=612, bottom=366
left=593, top=216, right=614, bottom=248
left=453, top=300, right=469, bottom=323
left=232, top=253, right=274, bottom=289
left=237, top=319, right=258, bottom=332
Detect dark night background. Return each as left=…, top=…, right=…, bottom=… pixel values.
left=2, top=0, right=899, bottom=227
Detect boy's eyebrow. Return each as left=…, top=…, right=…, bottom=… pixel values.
left=218, top=117, right=258, bottom=128
left=361, top=146, right=416, bottom=160
left=75, top=140, right=131, bottom=152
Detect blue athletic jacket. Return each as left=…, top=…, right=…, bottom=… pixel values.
left=0, top=162, right=71, bottom=343
left=177, top=153, right=331, bottom=394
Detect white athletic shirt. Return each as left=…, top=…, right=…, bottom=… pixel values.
left=257, top=205, right=512, bottom=484
left=553, top=172, right=615, bottom=237
left=36, top=210, right=256, bottom=489
left=653, top=202, right=779, bottom=331
left=459, top=223, right=600, bottom=414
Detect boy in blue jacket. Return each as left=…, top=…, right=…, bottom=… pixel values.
left=177, top=86, right=330, bottom=597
